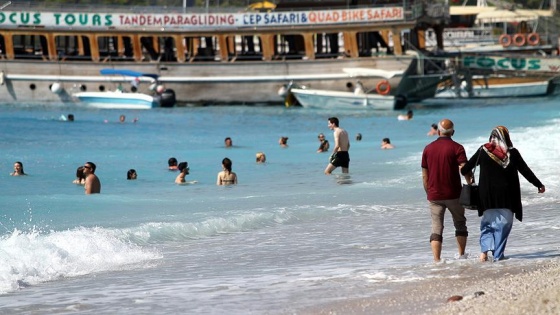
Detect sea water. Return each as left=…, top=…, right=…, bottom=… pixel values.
left=0, top=98, right=559, bottom=314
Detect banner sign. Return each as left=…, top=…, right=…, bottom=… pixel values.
left=0, top=7, right=404, bottom=29
left=463, top=55, right=560, bottom=73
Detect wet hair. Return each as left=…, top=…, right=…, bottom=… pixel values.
left=76, top=166, right=85, bottom=180
left=127, top=169, right=137, bottom=180
left=168, top=157, right=178, bottom=167
left=222, top=157, right=232, bottom=173
left=85, top=162, right=96, bottom=173
left=178, top=162, right=189, bottom=173
left=256, top=152, right=266, bottom=163
left=280, top=137, right=288, bottom=145
left=68, top=114, right=74, bottom=121
left=356, top=133, right=362, bottom=141
left=328, top=117, right=339, bottom=127
left=383, top=138, right=391, bottom=144
left=407, top=110, right=413, bottom=117
left=431, top=123, right=437, bottom=130
left=14, top=161, right=25, bottom=175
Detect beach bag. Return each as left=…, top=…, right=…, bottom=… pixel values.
left=460, top=184, right=479, bottom=210
left=460, top=147, right=482, bottom=210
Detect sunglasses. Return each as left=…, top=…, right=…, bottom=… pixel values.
left=84, top=165, right=91, bottom=169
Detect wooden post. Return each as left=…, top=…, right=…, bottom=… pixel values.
left=217, top=35, right=229, bottom=62
left=392, top=30, right=403, bottom=55
left=46, top=33, right=57, bottom=60
left=117, top=36, right=125, bottom=57
left=343, top=32, right=358, bottom=58
left=131, top=34, right=142, bottom=62
left=2, top=32, right=14, bottom=60
left=259, top=34, right=274, bottom=61
left=174, top=35, right=186, bottom=62
left=302, top=33, right=315, bottom=60
left=417, top=30, right=426, bottom=50
left=77, top=35, right=85, bottom=56
left=89, top=34, right=100, bottom=62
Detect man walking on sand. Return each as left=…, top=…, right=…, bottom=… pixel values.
left=325, top=117, right=350, bottom=175
left=84, top=162, right=101, bottom=194
left=421, top=119, right=472, bottom=262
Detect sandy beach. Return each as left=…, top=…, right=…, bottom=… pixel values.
left=299, top=258, right=560, bottom=315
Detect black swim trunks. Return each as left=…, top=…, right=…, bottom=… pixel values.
left=330, top=151, right=350, bottom=168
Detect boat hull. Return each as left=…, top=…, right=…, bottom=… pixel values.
left=0, top=58, right=414, bottom=106
left=73, top=91, right=158, bottom=109
left=435, top=80, right=550, bottom=98
left=291, top=88, right=395, bottom=110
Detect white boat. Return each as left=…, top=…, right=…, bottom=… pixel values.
left=73, top=90, right=159, bottom=109
left=290, top=87, right=396, bottom=110
left=72, top=69, right=175, bottom=109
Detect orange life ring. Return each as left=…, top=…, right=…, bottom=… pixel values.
left=376, top=80, right=391, bottom=95
left=499, top=34, right=512, bottom=47
left=512, top=33, right=526, bottom=47
left=527, top=33, right=540, bottom=46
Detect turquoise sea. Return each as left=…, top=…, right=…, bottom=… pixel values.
left=0, top=98, right=559, bottom=314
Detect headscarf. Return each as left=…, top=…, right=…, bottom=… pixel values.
left=483, top=126, right=513, bottom=168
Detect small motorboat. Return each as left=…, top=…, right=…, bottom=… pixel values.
left=73, top=69, right=176, bottom=109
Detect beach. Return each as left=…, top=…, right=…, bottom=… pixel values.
left=300, top=258, right=560, bottom=314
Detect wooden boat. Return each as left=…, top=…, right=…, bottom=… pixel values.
left=0, top=1, right=450, bottom=106
left=71, top=69, right=175, bottom=109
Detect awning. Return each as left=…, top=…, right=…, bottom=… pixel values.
left=475, top=9, right=538, bottom=23
left=247, top=1, right=276, bottom=11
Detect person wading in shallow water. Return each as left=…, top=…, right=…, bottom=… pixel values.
left=217, top=158, right=237, bottom=185
left=421, top=119, right=471, bottom=262
left=324, top=117, right=350, bottom=175
left=461, top=125, right=545, bottom=262
left=83, top=162, right=101, bottom=194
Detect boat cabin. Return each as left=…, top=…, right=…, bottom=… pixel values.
left=0, top=0, right=447, bottom=64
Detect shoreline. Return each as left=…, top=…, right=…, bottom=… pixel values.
left=297, top=258, right=560, bottom=315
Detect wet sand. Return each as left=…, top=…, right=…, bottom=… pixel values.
left=298, top=258, right=560, bottom=315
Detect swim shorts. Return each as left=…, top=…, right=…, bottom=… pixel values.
left=330, top=151, right=350, bottom=168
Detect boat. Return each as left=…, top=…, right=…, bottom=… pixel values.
left=435, top=76, right=552, bottom=98
left=0, top=1, right=451, bottom=106
left=290, top=87, right=397, bottom=110
left=285, top=51, right=449, bottom=109
left=422, top=5, right=560, bottom=100
left=72, top=69, right=176, bottom=109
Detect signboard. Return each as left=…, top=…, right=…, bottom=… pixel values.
left=0, top=7, right=404, bottom=29
left=462, top=55, right=560, bottom=73
left=425, top=28, right=494, bottom=47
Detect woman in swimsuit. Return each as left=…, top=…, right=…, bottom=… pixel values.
left=217, top=157, right=237, bottom=186
left=11, top=161, right=26, bottom=176
left=73, top=165, right=86, bottom=184
left=175, top=162, right=189, bottom=184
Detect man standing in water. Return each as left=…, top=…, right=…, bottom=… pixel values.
left=84, top=162, right=101, bottom=194
left=421, top=119, right=471, bottom=262
left=324, top=117, right=350, bottom=175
